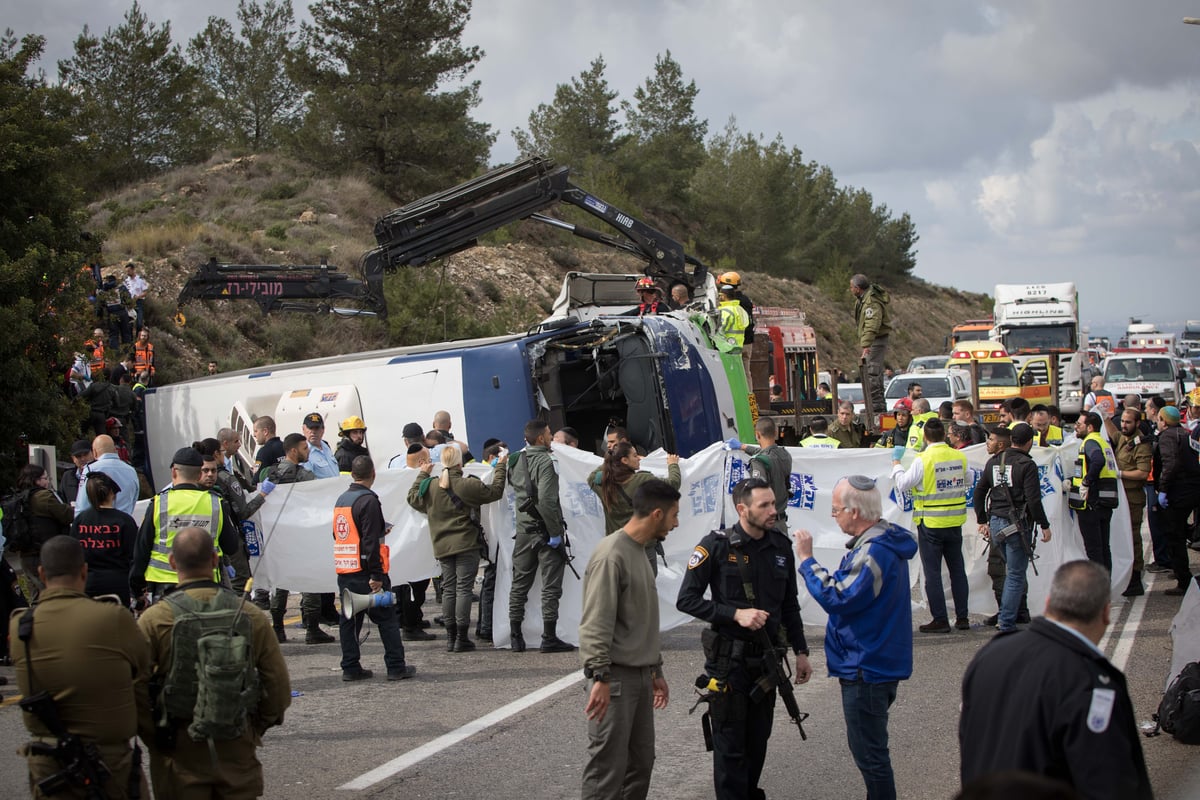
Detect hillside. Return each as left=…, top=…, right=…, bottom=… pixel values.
left=88, top=152, right=992, bottom=383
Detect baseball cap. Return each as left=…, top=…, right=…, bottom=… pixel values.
left=1009, top=423, right=1035, bottom=446
left=70, top=439, right=93, bottom=456
left=893, top=398, right=913, bottom=412
left=402, top=422, right=425, bottom=441
left=172, top=447, right=204, bottom=467
left=303, top=412, right=325, bottom=428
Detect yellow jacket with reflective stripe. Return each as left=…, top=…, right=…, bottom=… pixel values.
left=718, top=299, right=749, bottom=348
left=1069, top=432, right=1119, bottom=511
left=912, top=442, right=968, bottom=527
left=143, top=488, right=224, bottom=584
left=906, top=412, right=938, bottom=452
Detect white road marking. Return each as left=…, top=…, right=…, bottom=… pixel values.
left=338, top=670, right=585, bottom=791
left=1108, top=577, right=1152, bottom=672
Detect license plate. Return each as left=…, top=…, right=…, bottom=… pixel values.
left=981, top=410, right=1002, bottom=424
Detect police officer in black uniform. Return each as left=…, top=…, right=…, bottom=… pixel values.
left=677, top=477, right=812, bottom=800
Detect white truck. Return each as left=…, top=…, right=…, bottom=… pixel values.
left=991, top=282, right=1089, bottom=416
left=1180, top=320, right=1200, bottom=360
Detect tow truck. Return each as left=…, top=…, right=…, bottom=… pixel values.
left=150, top=157, right=757, bottom=482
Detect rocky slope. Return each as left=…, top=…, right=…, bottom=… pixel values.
left=87, top=152, right=992, bottom=383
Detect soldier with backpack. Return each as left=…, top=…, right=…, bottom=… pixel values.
left=138, top=527, right=290, bottom=798
left=728, top=417, right=793, bottom=534
left=7, top=464, right=73, bottom=600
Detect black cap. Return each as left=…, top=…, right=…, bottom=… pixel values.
left=402, top=422, right=424, bottom=441
left=172, top=447, right=204, bottom=467
left=1009, top=423, right=1035, bottom=446
left=70, top=439, right=93, bottom=456
left=303, top=412, right=324, bottom=428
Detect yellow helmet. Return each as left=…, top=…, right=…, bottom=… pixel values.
left=339, top=415, right=367, bottom=434
left=1189, top=387, right=1200, bottom=408
left=717, top=271, right=741, bottom=287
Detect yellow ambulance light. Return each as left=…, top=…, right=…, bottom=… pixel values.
left=951, top=344, right=1009, bottom=360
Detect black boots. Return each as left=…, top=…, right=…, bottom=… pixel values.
left=540, top=621, right=575, bottom=653
left=453, top=625, right=475, bottom=653
left=271, top=607, right=287, bottom=643
left=510, top=622, right=526, bottom=652
left=303, top=610, right=335, bottom=644
left=445, top=624, right=457, bottom=652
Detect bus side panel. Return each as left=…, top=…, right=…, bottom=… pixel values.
left=649, top=322, right=734, bottom=457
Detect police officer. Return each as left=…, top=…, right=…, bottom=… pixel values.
left=508, top=419, right=575, bottom=653
left=11, top=535, right=151, bottom=799
left=138, top=528, right=290, bottom=798
left=677, top=477, right=812, bottom=800
left=334, top=456, right=416, bottom=681
left=130, top=447, right=240, bottom=604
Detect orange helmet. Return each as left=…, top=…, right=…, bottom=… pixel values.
left=717, top=271, right=741, bottom=287
left=635, top=277, right=656, bottom=291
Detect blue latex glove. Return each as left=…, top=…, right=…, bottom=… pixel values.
left=726, top=438, right=742, bottom=450
left=260, top=479, right=276, bottom=496
left=892, top=445, right=906, bottom=461
left=1158, top=492, right=1169, bottom=508
left=547, top=536, right=563, bottom=549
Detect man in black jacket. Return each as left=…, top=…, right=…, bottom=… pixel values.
left=973, top=423, right=1051, bottom=633
left=1154, top=405, right=1200, bottom=596
left=959, top=560, right=1153, bottom=800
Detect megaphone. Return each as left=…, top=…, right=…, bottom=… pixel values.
left=340, top=588, right=398, bottom=620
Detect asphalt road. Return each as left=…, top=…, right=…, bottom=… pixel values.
left=2, top=566, right=1198, bottom=800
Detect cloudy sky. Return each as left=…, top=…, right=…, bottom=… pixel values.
left=14, top=1, right=1200, bottom=340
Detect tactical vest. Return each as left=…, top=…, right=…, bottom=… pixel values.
left=799, top=435, right=840, bottom=450
left=912, top=442, right=968, bottom=527
left=1069, top=432, right=1119, bottom=511
left=144, top=488, right=224, bottom=584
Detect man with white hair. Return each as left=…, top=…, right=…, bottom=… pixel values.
left=795, top=475, right=917, bottom=800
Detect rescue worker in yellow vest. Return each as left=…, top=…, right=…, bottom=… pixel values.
left=799, top=416, right=841, bottom=449
left=906, top=398, right=937, bottom=452
left=130, top=447, right=239, bottom=603
left=1068, top=412, right=1121, bottom=572
left=890, top=418, right=971, bottom=632
left=1030, top=405, right=1063, bottom=447
left=334, top=455, right=416, bottom=682
left=716, top=284, right=749, bottom=353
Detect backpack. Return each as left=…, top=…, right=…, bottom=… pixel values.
left=1, top=490, right=34, bottom=552
left=1155, top=661, right=1200, bottom=744
left=158, top=588, right=260, bottom=743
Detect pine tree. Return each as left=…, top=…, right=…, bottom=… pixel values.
left=189, top=0, right=305, bottom=151
left=58, top=1, right=209, bottom=190
left=512, top=55, right=620, bottom=167
left=619, top=51, right=707, bottom=211
left=294, top=0, right=493, bottom=201
left=0, top=31, right=93, bottom=486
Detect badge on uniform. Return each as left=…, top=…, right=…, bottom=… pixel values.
left=774, top=554, right=787, bottom=569
left=688, top=546, right=709, bottom=570
left=1087, top=688, right=1115, bottom=733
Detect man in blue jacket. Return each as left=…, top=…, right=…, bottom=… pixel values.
left=795, top=475, right=917, bottom=800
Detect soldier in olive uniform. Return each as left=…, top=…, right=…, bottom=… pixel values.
left=508, top=419, right=575, bottom=653
left=10, top=535, right=152, bottom=799
left=138, top=528, right=290, bottom=799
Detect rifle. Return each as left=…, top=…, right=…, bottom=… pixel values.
left=752, top=629, right=809, bottom=740
left=515, top=451, right=579, bottom=579
left=996, top=452, right=1038, bottom=576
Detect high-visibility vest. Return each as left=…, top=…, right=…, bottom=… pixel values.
left=912, top=442, right=968, bottom=527
left=143, top=488, right=224, bottom=584
left=1088, top=390, right=1116, bottom=418
left=1037, top=424, right=1063, bottom=447
left=1069, top=432, right=1119, bottom=510
left=134, top=341, right=155, bottom=375
left=718, top=300, right=749, bottom=348
left=333, top=501, right=388, bottom=574
left=799, top=434, right=840, bottom=450
left=87, top=339, right=106, bottom=373
left=907, top=412, right=937, bottom=452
